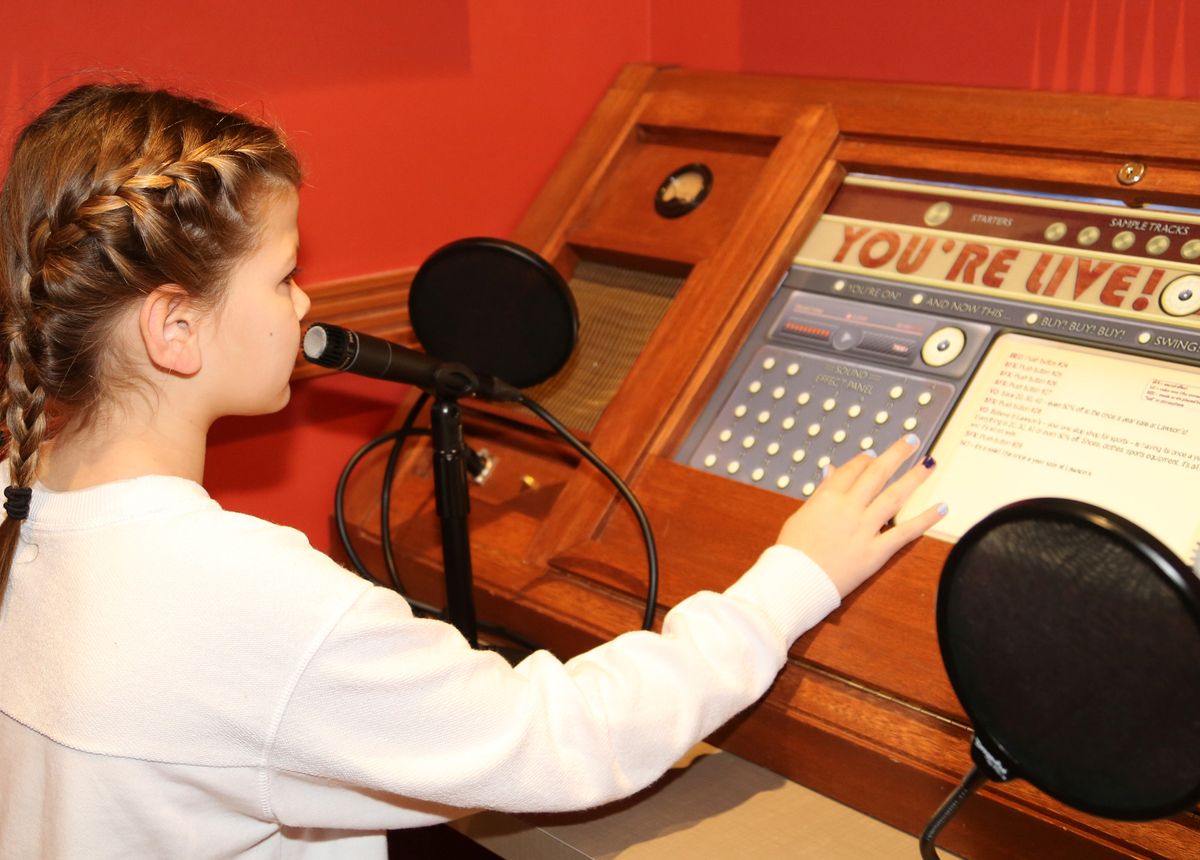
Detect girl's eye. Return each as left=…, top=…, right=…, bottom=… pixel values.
left=282, top=266, right=302, bottom=288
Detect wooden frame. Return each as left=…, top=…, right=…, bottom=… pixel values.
left=338, top=66, right=1200, bottom=858
left=291, top=268, right=417, bottom=381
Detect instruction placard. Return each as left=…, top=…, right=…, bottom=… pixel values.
left=900, top=333, right=1200, bottom=562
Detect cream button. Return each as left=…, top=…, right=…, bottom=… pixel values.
left=847, top=403, right=862, bottom=419
left=801, top=481, right=816, bottom=496
left=726, top=461, right=740, bottom=475
left=1112, top=230, right=1135, bottom=252
left=1182, top=239, right=1200, bottom=260
left=822, top=397, right=837, bottom=412
left=786, top=362, right=800, bottom=376
left=781, top=416, right=796, bottom=431
left=776, top=475, right=791, bottom=490
left=903, top=417, right=918, bottom=431
left=703, top=453, right=717, bottom=467
left=860, top=436, right=874, bottom=450
left=889, top=385, right=904, bottom=399
left=718, top=429, right=733, bottom=443
left=796, top=392, right=811, bottom=406
left=1147, top=235, right=1170, bottom=256
left=924, top=201, right=952, bottom=227
left=917, top=391, right=933, bottom=406
left=741, top=435, right=756, bottom=449
left=766, top=442, right=780, bottom=456
left=832, top=429, right=847, bottom=443
left=1044, top=221, right=1067, bottom=242
left=734, top=404, right=747, bottom=418
left=750, top=467, right=765, bottom=482
left=748, top=380, right=762, bottom=394
left=1077, top=225, right=1100, bottom=247
left=792, top=449, right=806, bottom=463
left=807, top=423, right=822, bottom=437
left=762, top=356, right=776, bottom=371
left=772, top=386, right=786, bottom=400
left=875, top=410, right=889, bottom=425
left=817, top=455, right=831, bottom=469
left=757, top=410, right=771, bottom=424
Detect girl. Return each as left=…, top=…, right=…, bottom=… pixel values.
left=0, top=84, right=946, bottom=858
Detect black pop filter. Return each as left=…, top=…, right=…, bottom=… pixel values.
left=922, top=498, right=1200, bottom=857
left=408, top=237, right=578, bottom=389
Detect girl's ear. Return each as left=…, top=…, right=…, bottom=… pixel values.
left=139, top=285, right=203, bottom=376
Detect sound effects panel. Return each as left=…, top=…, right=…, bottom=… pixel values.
left=679, top=286, right=989, bottom=497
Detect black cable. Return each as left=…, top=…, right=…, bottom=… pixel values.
left=381, top=393, right=431, bottom=594
left=516, top=393, right=659, bottom=632
left=334, top=398, right=540, bottom=653
left=335, top=424, right=439, bottom=616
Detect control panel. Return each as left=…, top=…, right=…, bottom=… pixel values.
left=679, top=281, right=989, bottom=496
left=677, top=176, right=1200, bottom=559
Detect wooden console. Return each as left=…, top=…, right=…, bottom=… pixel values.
left=338, top=66, right=1200, bottom=859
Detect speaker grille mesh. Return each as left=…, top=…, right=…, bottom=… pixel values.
left=524, top=260, right=684, bottom=433
left=942, top=511, right=1200, bottom=817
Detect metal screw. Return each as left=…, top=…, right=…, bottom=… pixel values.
left=1117, top=162, right=1146, bottom=185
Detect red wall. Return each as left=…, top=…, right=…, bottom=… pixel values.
left=735, top=0, right=1198, bottom=96
left=2, top=2, right=657, bottom=549
left=2, top=2, right=653, bottom=283
left=4, top=0, right=1197, bottom=551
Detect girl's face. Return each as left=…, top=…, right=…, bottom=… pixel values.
left=201, top=187, right=310, bottom=419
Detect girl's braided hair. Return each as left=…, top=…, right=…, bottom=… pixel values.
left=0, top=83, right=301, bottom=604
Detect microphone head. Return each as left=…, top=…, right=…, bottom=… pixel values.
left=303, top=323, right=350, bottom=369
left=409, top=237, right=578, bottom=388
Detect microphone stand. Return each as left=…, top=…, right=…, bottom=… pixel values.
left=428, top=367, right=483, bottom=647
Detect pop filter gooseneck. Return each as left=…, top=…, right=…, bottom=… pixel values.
left=921, top=498, right=1200, bottom=859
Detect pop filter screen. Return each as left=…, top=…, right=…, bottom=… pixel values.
left=409, top=237, right=578, bottom=389
left=938, top=498, right=1200, bottom=819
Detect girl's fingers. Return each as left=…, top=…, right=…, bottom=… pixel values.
left=817, top=449, right=875, bottom=490
left=873, top=502, right=948, bottom=559
left=843, top=434, right=922, bottom=504
left=776, top=435, right=948, bottom=597
left=865, top=454, right=938, bottom=523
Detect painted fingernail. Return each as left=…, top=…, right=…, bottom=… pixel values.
left=937, top=503, right=949, bottom=516
left=821, top=464, right=831, bottom=478
left=865, top=449, right=878, bottom=458
left=923, top=455, right=936, bottom=469
left=904, top=433, right=920, bottom=446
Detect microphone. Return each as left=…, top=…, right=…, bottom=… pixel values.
left=302, top=323, right=521, bottom=402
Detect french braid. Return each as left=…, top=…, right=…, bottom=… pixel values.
left=0, top=83, right=301, bottom=604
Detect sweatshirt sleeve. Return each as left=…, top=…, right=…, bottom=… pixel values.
left=263, top=545, right=840, bottom=829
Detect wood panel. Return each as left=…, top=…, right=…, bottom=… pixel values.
left=342, top=66, right=1200, bottom=858
left=291, top=267, right=416, bottom=380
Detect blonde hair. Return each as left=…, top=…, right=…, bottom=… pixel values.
left=0, top=83, right=301, bottom=603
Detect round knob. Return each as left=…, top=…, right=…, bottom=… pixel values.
left=1160, top=274, right=1200, bottom=317
left=921, top=326, right=966, bottom=367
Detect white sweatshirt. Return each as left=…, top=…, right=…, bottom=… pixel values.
left=0, top=475, right=840, bottom=858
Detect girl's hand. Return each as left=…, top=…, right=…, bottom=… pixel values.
left=774, top=435, right=947, bottom=597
